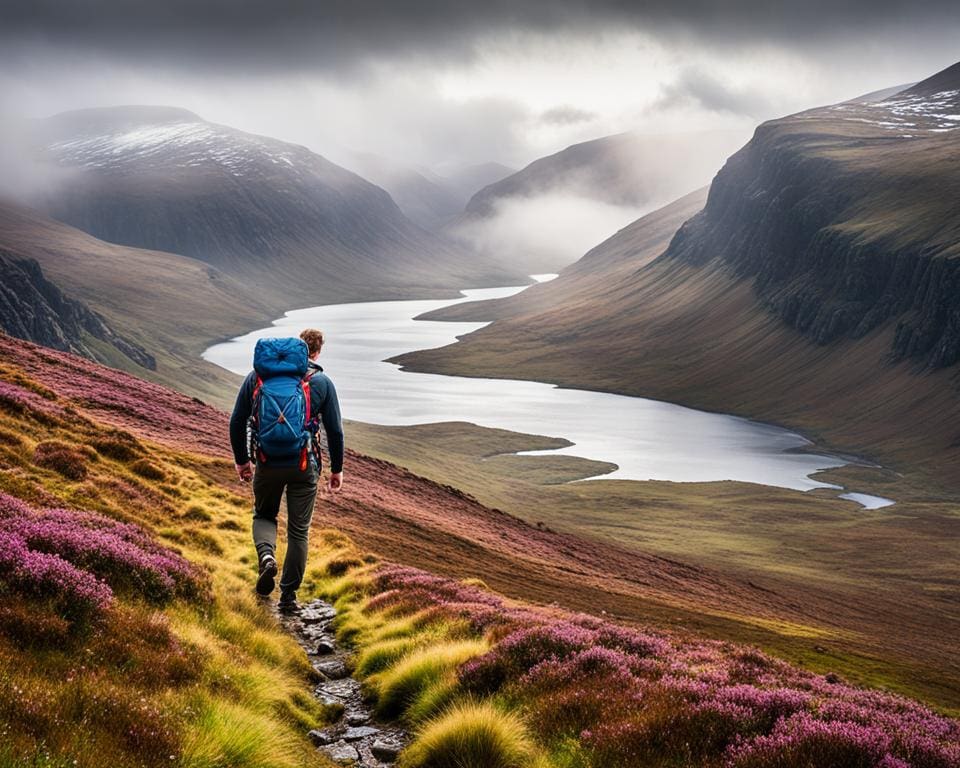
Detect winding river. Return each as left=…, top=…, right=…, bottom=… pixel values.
left=203, top=277, right=893, bottom=506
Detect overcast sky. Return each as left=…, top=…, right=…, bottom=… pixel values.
left=1, top=1, right=958, bottom=171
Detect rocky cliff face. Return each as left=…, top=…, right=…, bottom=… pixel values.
left=0, top=253, right=154, bottom=369
left=661, top=71, right=960, bottom=370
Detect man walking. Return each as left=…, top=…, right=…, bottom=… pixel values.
left=229, top=328, right=344, bottom=613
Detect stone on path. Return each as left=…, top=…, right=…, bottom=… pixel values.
left=319, top=741, right=359, bottom=764
left=315, top=659, right=349, bottom=679
left=371, top=736, right=404, bottom=763
left=346, top=710, right=370, bottom=725
left=343, top=725, right=380, bottom=741
left=308, top=728, right=335, bottom=746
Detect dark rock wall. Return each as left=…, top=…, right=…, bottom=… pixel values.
left=0, top=253, right=155, bottom=370
left=661, top=124, right=960, bottom=369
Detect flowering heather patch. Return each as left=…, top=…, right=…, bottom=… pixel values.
left=0, top=380, right=63, bottom=425
left=371, top=564, right=542, bottom=632
left=0, top=492, right=207, bottom=610
left=361, top=561, right=960, bottom=768
left=0, top=492, right=35, bottom=520
left=0, top=529, right=112, bottom=622
left=33, top=440, right=92, bottom=480
left=461, top=622, right=598, bottom=695
left=726, top=712, right=904, bottom=768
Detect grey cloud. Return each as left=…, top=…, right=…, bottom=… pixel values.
left=2, top=1, right=959, bottom=74
left=540, top=106, right=597, bottom=126
left=654, top=68, right=773, bottom=119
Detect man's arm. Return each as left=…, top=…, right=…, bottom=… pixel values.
left=229, top=372, right=256, bottom=466
left=318, top=376, right=344, bottom=475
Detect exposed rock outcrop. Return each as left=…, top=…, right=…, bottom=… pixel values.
left=0, top=252, right=154, bottom=369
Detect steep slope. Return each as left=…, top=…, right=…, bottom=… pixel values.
left=8, top=328, right=960, bottom=710
left=0, top=252, right=153, bottom=369
left=31, top=106, right=523, bottom=306
left=393, top=62, right=960, bottom=489
left=462, top=129, right=746, bottom=218
left=0, top=199, right=270, bottom=403
left=663, top=68, right=960, bottom=369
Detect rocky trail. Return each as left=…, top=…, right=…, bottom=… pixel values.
left=278, top=599, right=409, bottom=767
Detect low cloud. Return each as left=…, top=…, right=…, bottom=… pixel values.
left=0, top=118, right=77, bottom=204
left=452, top=193, right=646, bottom=274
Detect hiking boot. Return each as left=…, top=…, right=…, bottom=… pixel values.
left=256, top=554, right=278, bottom=596
left=278, top=590, right=300, bottom=615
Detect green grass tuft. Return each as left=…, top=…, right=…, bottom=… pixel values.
left=179, top=698, right=310, bottom=768
left=398, top=701, right=545, bottom=768
left=370, top=640, right=487, bottom=721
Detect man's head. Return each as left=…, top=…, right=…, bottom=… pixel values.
left=300, top=328, right=325, bottom=361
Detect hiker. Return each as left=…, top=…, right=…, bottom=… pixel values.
left=229, top=328, right=344, bottom=613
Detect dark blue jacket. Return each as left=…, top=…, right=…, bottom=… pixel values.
left=229, top=361, right=344, bottom=473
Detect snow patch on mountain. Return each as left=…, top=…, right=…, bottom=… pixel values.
left=45, top=120, right=304, bottom=176
left=825, top=89, right=960, bottom=134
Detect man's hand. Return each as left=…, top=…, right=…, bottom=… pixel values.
left=328, top=471, right=343, bottom=492
left=236, top=461, right=253, bottom=483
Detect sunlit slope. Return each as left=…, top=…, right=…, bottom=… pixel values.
left=393, top=63, right=960, bottom=488
left=12, top=329, right=960, bottom=709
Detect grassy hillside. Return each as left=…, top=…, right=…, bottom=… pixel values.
left=0, top=200, right=271, bottom=405
left=0, top=336, right=336, bottom=767
left=3, top=333, right=958, bottom=767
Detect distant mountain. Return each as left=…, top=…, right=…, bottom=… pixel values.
left=849, top=83, right=914, bottom=103
left=0, top=251, right=153, bottom=369
left=343, top=153, right=464, bottom=229
left=393, top=61, right=960, bottom=489
left=346, top=154, right=515, bottom=229
left=462, top=130, right=747, bottom=219
left=31, top=106, right=523, bottom=307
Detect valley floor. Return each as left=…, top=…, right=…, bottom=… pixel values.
left=347, top=420, right=960, bottom=714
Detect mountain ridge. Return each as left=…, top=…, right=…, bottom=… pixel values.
left=31, top=105, right=526, bottom=308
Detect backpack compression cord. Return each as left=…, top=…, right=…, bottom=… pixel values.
left=250, top=338, right=314, bottom=469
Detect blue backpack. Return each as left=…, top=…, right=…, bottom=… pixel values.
left=251, top=338, right=315, bottom=469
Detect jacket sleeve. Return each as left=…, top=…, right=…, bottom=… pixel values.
left=319, top=376, right=345, bottom=473
left=229, top=372, right=256, bottom=465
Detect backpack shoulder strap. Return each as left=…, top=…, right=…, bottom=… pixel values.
left=251, top=375, right=264, bottom=421
left=301, top=376, right=311, bottom=425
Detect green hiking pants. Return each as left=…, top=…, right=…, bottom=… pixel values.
left=252, top=457, right=319, bottom=594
